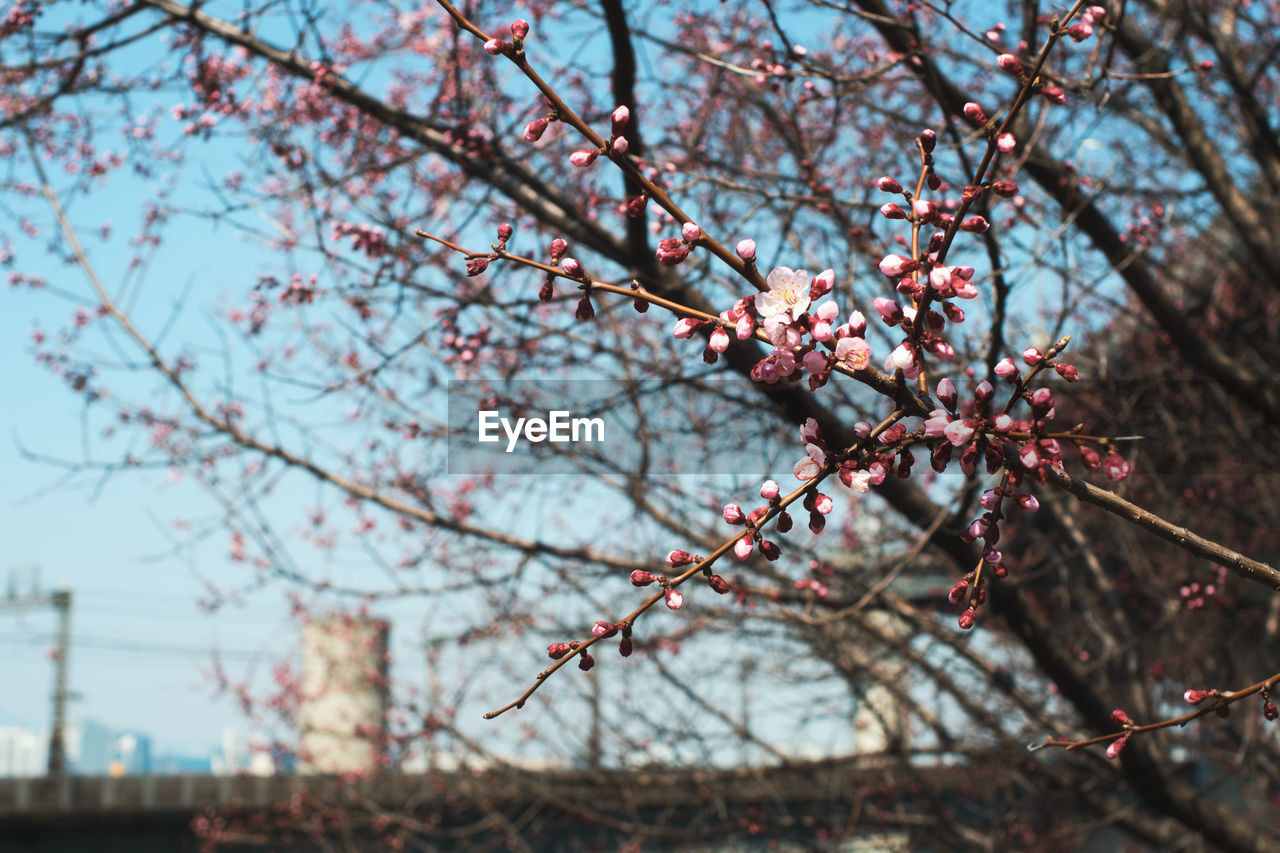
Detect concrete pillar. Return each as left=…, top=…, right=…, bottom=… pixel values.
left=850, top=609, right=912, bottom=755
left=297, top=616, right=389, bottom=774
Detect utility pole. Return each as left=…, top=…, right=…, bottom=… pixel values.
left=1, top=570, right=73, bottom=777
left=48, top=590, right=72, bottom=776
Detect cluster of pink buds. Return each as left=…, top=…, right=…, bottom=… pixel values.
left=1066, top=6, right=1107, bottom=41
left=568, top=103, right=634, bottom=170
left=608, top=104, right=631, bottom=156
left=723, top=499, right=780, bottom=562
left=655, top=218, right=701, bottom=267
left=1263, top=690, right=1278, bottom=721
left=1106, top=709, right=1133, bottom=758
left=792, top=418, right=886, bottom=495
left=483, top=18, right=529, bottom=56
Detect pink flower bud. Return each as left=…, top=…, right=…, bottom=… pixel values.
left=656, top=237, right=690, bottom=266
left=1042, top=85, right=1066, bottom=105
left=665, top=589, right=684, bottom=610
left=963, top=101, right=987, bottom=123
left=483, top=38, right=508, bottom=55
left=874, top=297, right=904, bottom=325
left=607, top=106, right=631, bottom=136
left=802, top=350, right=829, bottom=374
left=497, top=223, right=513, bottom=242
left=878, top=254, right=918, bottom=278
left=1080, top=445, right=1102, bottom=471
left=1106, top=735, right=1128, bottom=759
left=1054, top=362, right=1079, bottom=382
left=957, top=609, right=975, bottom=630
left=937, top=377, right=957, bottom=409
left=709, top=327, right=730, bottom=352
left=578, top=651, right=595, bottom=671
left=974, top=379, right=994, bottom=407
left=992, top=180, right=1019, bottom=197
left=947, top=581, right=967, bottom=605
left=997, top=53, right=1024, bottom=75
left=592, top=621, right=617, bottom=638
left=759, top=539, right=781, bottom=561
left=1066, top=22, right=1093, bottom=41
left=569, top=149, right=598, bottom=167
left=735, top=238, right=756, bottom=261
left=880, top=203, right=907, bottom=220
left=1022, top=347, right=1042, bottom=366
left=1111, top=709, right=1132, bottom=726
left=1020, top=445, right=1040, bottom=470
left=994, top=357, right=1019, bottom=380
left=996, top=132, right=1016, bottom=153
left=631, top=570, right=655, bottom=587
left=809, top=300, right=837, bottom=324
left=547, top=642, right=571, bottom=659
left=844, top=310, right=866, bottom=338
left=919, top=128, right=936, bottom=153
left=924, top=410, right=950, bottom=439
left=993, top=413, right=1013, bottom=432
left=575, top=296, right=594, bottom=321
left=666, top=549, right=694, bottom=567
left=619, top=636, right=633, bottom=657
left=524, top=118, right=549, bottom=142
left=1103, top=452, right=1130, bottom=481
left=876, top=176, right=902, bottom=193
left=681, top=221, right=702, bottom=243
left=1018, top=493, right=1039, bottom=512
left=465, top=257, right=489, bottom=276
left=549, top=238, right=568, bottom=261
left=522, top=117, right=547, bottom=140
left=967, top=517, right=989, bottom=539
left=708, top=575, right=730, bottom=594
left=813, top=493, right=834, bottom=515
left=959, top=216, right=989, bottom=233
left=723, top=503, right=746, bottom=524
left=760, top=480, right=780, bottom=500
left=735, top=315, right=754, bottom=340
left=510, top=19, right=530, bottom=40
left=734, top=536, right=754, bottom=560
left=673, top=318, right=702, bottom=338
left=559, top=257, right=582, bottom=277
left=611, top=136, right=629, bottom=155
left=812, top=269, right=835, bottom=297
left=980, top=489, right=1001, bottom=510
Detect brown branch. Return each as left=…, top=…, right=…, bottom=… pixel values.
left=1039, top=462, right=1280, bottom=591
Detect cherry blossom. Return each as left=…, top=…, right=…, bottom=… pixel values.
left=756, top=267, right=812, bottom=321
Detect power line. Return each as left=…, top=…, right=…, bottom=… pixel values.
left=0, top=632, right=268, bottom=660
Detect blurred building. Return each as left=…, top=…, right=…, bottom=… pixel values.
left=297, top=616, right=389, bottom=774
left=0, top=725, right=44, bottom=777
